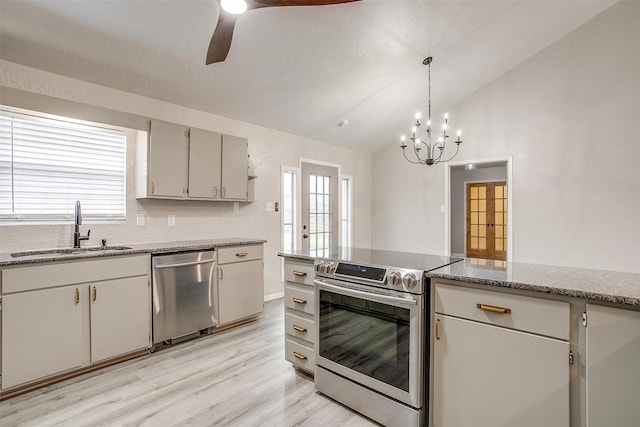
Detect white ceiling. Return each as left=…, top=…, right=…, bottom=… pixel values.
left=0, top=0, right=616, bottom=153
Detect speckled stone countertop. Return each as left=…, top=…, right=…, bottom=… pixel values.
left=0, top=238, right=266, bottom=267
left=427, top=258, right=640, bottom=307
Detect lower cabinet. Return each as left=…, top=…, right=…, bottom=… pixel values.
left=585, top=304, right=640, bottom=427
left=2, top=286, right=85, bottom=389
left=1, top=255, right=151, bottom=392
left=217, top=245, right=264, bottom=326
left=432, top=282, right=570, bottom=427
left=90, top=276, right=151, bottom=363
left=283, top=258, right=316, bottom=373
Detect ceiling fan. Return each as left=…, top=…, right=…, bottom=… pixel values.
left=207, top=0, right=361, bottom=65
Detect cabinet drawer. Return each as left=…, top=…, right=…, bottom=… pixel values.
left=285, top=313, right=315, bottom=344
left=435, top=283, right=570, bottom=340
left=285, top=339, right=315, bottom=372
left=285, top=285, right=315, bottom=316
left=217, top=245, right=263, bottom=264
left=284, top=259, right=315, bottom=286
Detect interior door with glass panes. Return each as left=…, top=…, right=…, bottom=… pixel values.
left=301, top=162, right=338, bottom=253
left=466, top=181, right=507, bottom=260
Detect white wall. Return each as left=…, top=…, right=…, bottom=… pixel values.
left=0, top=61, right=372, bottom=297
left=373, top=1, right=640, bottom=273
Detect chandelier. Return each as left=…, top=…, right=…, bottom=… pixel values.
left=400, top=57, right=463, bottom=166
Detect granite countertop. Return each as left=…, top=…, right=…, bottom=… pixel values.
left=427, top=258, right=640, bottom=307
left=0, top=238, right=267, bottom=267
left=278, top=247, right=462, bottom=272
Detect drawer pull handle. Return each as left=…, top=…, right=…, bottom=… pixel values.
left=435, top=318, right=440, bottom=340
left=292, top=298, right=307, bottom=305
left=292, top=271, right=307, bottom=277
left=293, top=325, right=307, bottom=333
left=477, top=303, right=512, bottom=314
left=92, top=287, right=97, bottom=302
left=74, top=288, right=80, bottom=305
left=236, top=252, right=248, bottom=257
left=293, top=352, right=307, bottom=360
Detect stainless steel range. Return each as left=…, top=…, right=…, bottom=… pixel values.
left=313, top=249, right=461, bottom=427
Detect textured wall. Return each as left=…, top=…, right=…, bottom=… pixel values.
left=372, top=1, right=640, bottom=273
left=0, top=61, right=372, bottom=298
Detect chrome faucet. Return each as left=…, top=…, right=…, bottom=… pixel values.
left=73, top=200, right=90, bottom=248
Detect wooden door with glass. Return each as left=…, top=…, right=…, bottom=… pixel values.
left=466, top=181, right=507, bottom=260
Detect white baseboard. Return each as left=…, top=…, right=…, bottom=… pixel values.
left=264, top=291, right=284, bottom=302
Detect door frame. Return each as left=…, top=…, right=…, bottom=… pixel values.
left=299, top=158, right=342, bottom=251
left=443, top=156, right=513, bottom=260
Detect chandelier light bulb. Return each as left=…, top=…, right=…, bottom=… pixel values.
left=221, top=0, right=248, bottom=14
left=415, top=112, right=421, bottom=120
left=444, top=112, right=449, bottom=120
left=427, top=120, right=431, bottom=128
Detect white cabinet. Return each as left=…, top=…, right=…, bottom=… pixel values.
left=90, top=276, right=151, bottom=363
left=188, top=128, right=222, bottom=199
left=2, top=286, right=85, bottom=389
left=585, top=304, right=640, bottom=427
left=1, top=255, right=151, bottom=392
left=217, top=245, right=264, bottom=325
left=147, top=120, right=189, bottom=198
left=220, top=134, right=248, bottom=200
left=137, top=120, right=248, bottom=201
left=283, top=258, right=316, bottom=373
left=432, top=282, right=570, bottom=427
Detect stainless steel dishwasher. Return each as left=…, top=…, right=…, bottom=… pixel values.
left=152, top=250, right=216, bottom=346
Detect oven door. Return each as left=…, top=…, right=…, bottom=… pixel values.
left=315, top=278, right=424, bottom=408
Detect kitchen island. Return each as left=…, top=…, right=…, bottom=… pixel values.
left=279, top=248, right=640, bottom=427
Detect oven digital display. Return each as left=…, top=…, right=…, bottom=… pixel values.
left=335, top=263, right=386, bottom=282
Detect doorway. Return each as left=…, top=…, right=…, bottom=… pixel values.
left=444, top=158, right=512, bottom=260
left=466, top=181, right=507, bottom=260
left=301, top=162, right=339, bottom=252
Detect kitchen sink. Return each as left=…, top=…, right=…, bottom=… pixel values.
left=10, top=246, right=133, bottom=258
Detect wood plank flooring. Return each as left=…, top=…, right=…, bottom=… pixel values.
left=0, top=299, right=377, bottom=426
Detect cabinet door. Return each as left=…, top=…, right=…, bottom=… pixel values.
left=90, top=276, right=151, bottom=363
left=2, top=286, right=84, bottom=389
left=148, top=120, right=188, bottom=198
left=433, top=315, right=569, bottom=427
left=188, top=128, right=222, bottom=199
left=221, top=134, right=248, bottom=200
left=218, top=259, right=263, bottom=325
left=586, top=304, right=640, bottom=427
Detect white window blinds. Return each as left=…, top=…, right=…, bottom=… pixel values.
left=0, top=109, right=126, bottom=223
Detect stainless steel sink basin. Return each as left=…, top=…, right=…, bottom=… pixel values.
left=10, top=246, right=133, bottom=258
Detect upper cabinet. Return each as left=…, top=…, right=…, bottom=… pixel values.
left=137, top=120, right=249, bottom=201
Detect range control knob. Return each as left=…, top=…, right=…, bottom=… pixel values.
left=386, top=271, right=401, bottom=286
left=324, top=262, right=335, bottom=274
left=314, top=261, right=324, bottom=272
left=402, top=273, right=417, bottom=288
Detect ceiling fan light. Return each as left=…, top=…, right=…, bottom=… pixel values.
left=221, top=0, right=247, bottom=15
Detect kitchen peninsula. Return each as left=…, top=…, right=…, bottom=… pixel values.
left=279, top=248, right=640, bottom=427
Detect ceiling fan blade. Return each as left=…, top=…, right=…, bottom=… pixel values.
left=206, top=12, right=239, bottom=65
left=251, top=0, right=360, bottom=7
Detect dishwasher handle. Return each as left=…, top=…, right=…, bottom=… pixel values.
left=154, top=259, right=216, bottom=269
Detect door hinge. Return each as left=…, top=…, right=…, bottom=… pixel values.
left=569, top=350, right=574, bottom=366
left=582, top=311, right=588, bottom=327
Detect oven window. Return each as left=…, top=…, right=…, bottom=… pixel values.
left=319, top=289, right=410, bottom=392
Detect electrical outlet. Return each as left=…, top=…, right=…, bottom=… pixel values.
left=136, top=213, right=145, bottom=226
left=266, top=202, right=274, bottom=212
left=168, top=215, right=175, bottom=226
left=233, top=202, right=239, bottom=212
left=440, top=204, right=446, bottom=213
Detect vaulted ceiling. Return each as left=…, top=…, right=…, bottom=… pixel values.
left=0, top=0, right=616, bottom=152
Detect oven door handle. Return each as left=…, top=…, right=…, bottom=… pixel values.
left=315, top=280, right=417, bottom=307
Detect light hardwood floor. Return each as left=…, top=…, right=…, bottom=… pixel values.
left=0, top=299, right=377, bottom=426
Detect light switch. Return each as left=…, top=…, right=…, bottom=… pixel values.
left=136, top=213, right=145, bottom=226
left=440, top=204, right=446, bottom=213
left=168, top=215, right=175, bottom=226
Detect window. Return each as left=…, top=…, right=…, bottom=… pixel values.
left=0, top=107, right=126, bottom=223
left=282, top=167, right=298, bottom=252
left=340, top=176, right=352, bottom=247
